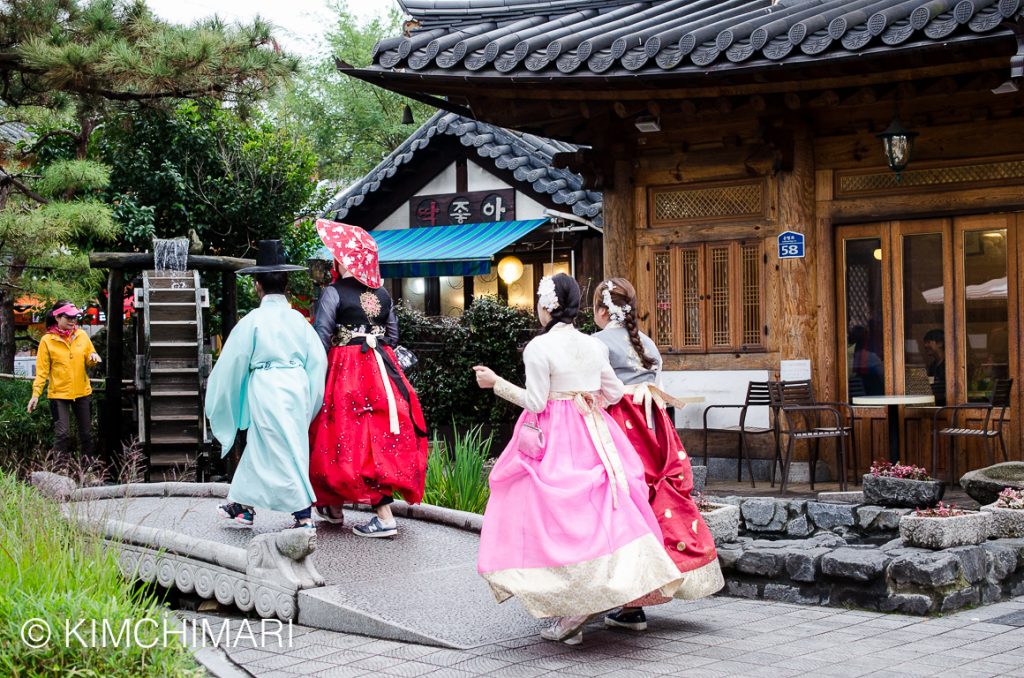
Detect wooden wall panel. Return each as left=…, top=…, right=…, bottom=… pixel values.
left=603, top=158, right=636, bottom=282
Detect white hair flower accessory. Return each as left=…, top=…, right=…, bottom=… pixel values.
left=602, top=281, right=631, bottom=324
left=537, top=276, right=559, bottom=312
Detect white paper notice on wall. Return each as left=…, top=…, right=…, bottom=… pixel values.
left=780, top=359, right=812, bottom=382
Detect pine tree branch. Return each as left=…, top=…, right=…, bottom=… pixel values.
left=18, top=129, right=79, bottom=158
left=0, top=166, right=47, bottom=204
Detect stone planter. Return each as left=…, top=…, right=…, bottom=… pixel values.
left=700, top=503, right=740, bottom=545
left=899, top=511, right=991, bottom=550
left=980, top=503, right=1024, bottom=538
left=961, top=462, right=1024, bottom=505
left=863, top=474, right=945, bottom=508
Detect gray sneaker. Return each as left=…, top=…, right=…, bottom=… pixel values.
left=540, top=614, right=591, bottom=643
left=352, top=516, right=397, bottom=538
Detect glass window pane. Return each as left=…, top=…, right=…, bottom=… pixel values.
left=844, top=239, right=885, bottom=396
left=654, top=251, right=673, bottom=346
left=963, top=228, right=1009, bottom=401
left=741, top=243, right=762, bottom=347
left=507, top=265, right=534, bottom=310
left=473, top=272, right=498, bottom=299
left=403, top=278, right=427, bottom=313
left=902, top=233, right=946, bottom=405
left=709, top=246, right=730, bottom=347
left=680, top=249, right=702, bottom=347
left=440, top=276, right=465, bottom=316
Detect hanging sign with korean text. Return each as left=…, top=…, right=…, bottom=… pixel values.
left=778, top=231, right=806, bottom=259
left=410, top=189, right=515, bottom=227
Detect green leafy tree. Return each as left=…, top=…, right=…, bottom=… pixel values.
left=95, top=101, right=319, bottom=256
left=0, top=0, right=300, bottom=371
left=268, top=1, right=434, bottom=183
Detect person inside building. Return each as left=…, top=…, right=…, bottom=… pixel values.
left=472, top=273, right=682, bottom=646
left=592, top=278, right=723, bottom=632
left=206, top=240, right=327, bottom=529
left=923, top=328, right=946, bottom=407
left=28, top=301, right=101, bottom=457
left=308, top=219, right=428, bottom=538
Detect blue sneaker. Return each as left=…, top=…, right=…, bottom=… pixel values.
left=218, top=502, right=254, bottom=527
left=352, top=516, right=397, bottom=538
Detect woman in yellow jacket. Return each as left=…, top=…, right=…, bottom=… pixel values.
left=28, top=301, right=102, bottom=455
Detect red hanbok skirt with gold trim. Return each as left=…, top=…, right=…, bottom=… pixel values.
left=308, top=343, right=428, bottom=506
left=606, top=386, right=722, bottom=604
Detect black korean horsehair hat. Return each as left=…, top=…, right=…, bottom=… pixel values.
left=235, top=240, right=306, bottom=275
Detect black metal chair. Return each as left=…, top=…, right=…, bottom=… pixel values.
left=770, top=380, right=855, bottom=494
left=931, top=378, right=1013, bottom=483
left=702, top=381, right=778, bottom=488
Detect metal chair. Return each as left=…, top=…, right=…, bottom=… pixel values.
left=702, top=381, right=778, bottom=488
left=931, top=378, right=1013, bottom=483
left=770, top=380, right=855, bottom=494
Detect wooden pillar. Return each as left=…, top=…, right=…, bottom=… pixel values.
left=602, top=159, right=637, bottom=282
left=776, top=124, right=818, bottom=371
left=425, top=277, right=441, bottom=316
left=104, top=268, right=124, bottom=466
left=463, top=276, right=474, bottom=310
left=815, top=169, right=837, bottom=401
left=221, top=271, right=238, bottom=340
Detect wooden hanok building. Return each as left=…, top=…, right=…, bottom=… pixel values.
left=324, top=110, right=603, bottom=315
left=343, top=0, right=1024, bottom=480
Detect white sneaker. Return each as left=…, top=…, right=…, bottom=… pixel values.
left=540, top=614, right=591, bottom=642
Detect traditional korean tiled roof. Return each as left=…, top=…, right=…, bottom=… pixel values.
left=325, top=111, right=603, bottom=225
left=369, top=0, right=1024, bottom=77
left=0, top=120, right=32, bottom=145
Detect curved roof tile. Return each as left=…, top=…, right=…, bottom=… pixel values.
left=325, top=111, right=602, bottom=226
left=368, top=0, right=1023, bottom=76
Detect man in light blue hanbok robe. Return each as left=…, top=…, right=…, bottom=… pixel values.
left=205, top=241, right=327, bottom=529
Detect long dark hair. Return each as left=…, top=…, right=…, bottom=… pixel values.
left=45, top=299, right=76, bottom=329
left=539, top=273, right=581, bottom=334
left=593, top=278, right=656, bottom=369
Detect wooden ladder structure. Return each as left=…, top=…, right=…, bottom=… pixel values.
left=135, top=270, right=210, bottom=481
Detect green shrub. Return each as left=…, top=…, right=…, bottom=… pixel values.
left=0, top=378, right=55, bottom=474
left=0, top=472, right=201, bottom=676
left=423, top=426, right=492, bottom=514
left=396, top=296, right=535, bottom=433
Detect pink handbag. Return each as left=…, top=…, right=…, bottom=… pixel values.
left=518, top=414, right=545, bottom=459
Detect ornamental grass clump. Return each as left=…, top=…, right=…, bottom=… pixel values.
left=424, top=425, right=493, bottom=514
left=995, top=487, right=1024, bottom=510
left=870, top=460, right=931, bottom=480
left=0, top=472, right=200, bottom=677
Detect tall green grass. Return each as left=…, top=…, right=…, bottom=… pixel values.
left=0, top=472, right=200, bottom=677
left=423, top=426, right=493, bottom=514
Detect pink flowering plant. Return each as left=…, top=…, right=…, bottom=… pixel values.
left=995, top=487, right=1024, bottom=510
left=869, top=460, right=931, bottom=481
left=913, top=502, right=968, bottom=518
left=694, top=492, right=715, bottom=513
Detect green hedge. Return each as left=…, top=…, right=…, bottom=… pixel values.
left=396, top=296, right=535, bottom=433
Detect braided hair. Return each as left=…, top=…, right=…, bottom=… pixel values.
left=538, top=272, right=581, bottom=334
left=593, top=278, right=656, bottom=370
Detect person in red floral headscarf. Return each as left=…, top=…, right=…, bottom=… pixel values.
left=308, top=219, right=428, bottom=538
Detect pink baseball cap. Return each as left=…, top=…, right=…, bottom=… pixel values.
left=53, top=303, right=81, bottom=317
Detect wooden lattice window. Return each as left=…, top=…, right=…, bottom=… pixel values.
left=650, top=240, right=765, bottom=353
left=649, top=179, right=767, bottom=226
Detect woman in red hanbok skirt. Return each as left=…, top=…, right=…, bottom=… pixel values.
left=592, top=278, right=723, bottom=630
left=308, top=219, right=428, bottom=538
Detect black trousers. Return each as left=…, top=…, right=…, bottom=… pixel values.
left=50, top=396, right=93, bottom=456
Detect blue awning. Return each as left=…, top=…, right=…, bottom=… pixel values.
left=368, top=219, right=550, bottom=278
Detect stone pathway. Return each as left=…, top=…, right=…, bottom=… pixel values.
left=188, top=594, right=1024, bottom=678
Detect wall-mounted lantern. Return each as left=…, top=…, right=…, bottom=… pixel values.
left=877, top=116, right=918, bottom=181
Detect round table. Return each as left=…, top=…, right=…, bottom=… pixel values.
left=851, top=394, right=936, bottom=463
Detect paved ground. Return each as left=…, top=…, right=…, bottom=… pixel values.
left=71, top=496, right=542, bottom=648
left=188, top=594, right=1024, bottom=678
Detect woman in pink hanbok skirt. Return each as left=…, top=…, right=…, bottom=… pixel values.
left=473, top=273, right=682, bottom=645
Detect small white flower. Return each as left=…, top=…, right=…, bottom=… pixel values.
left=537, top=276, right=559, bottom=312
left=602, top=281, right=631, bottom=324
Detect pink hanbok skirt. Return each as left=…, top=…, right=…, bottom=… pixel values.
left=477, top=398, right=683, bottom=618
